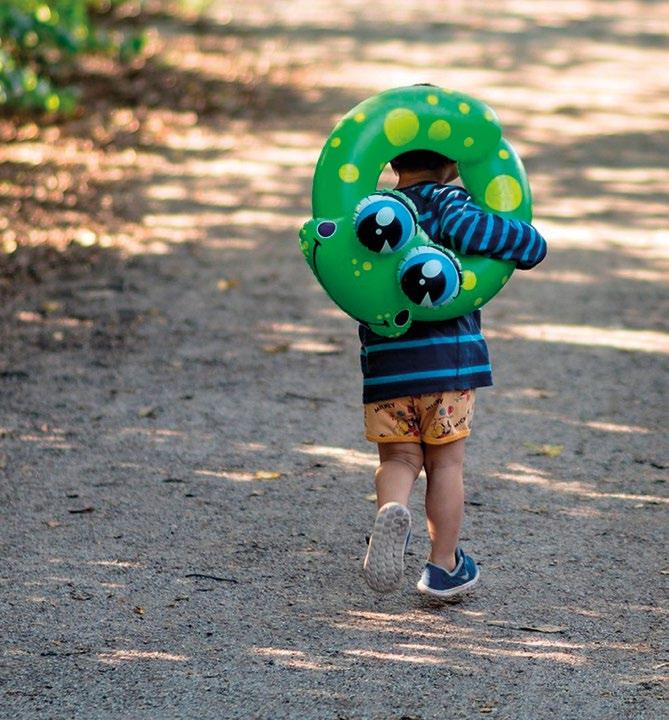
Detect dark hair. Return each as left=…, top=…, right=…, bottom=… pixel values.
left=390, top=149, right=455, bottom=173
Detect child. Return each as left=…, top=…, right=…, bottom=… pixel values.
left=361, top=148, right=547, bottom=597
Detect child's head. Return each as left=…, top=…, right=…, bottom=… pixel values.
left=390, top=150, right=457, bottom=183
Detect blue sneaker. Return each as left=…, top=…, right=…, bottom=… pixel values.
left=363, top=502, right=411, bottom=592
left=416, top=547, right=480, bottom=598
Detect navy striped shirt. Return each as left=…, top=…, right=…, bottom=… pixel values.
left=359, top=182, right=547, bottom=403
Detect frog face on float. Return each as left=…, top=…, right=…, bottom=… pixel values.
left=300, top=191, right=463, bottom=335
left=299, top=86, right=533, bottom=337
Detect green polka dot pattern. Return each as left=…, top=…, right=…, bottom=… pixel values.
left=299, top=86, right=533, bottom=337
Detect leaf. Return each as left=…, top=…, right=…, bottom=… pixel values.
left=44, top=520, right=62, bottom=528
left=217, top=278, right=240, bottom=293
left=365, top=493, right=378, bottom=502
left=262, top=343, right=291, bottom=354
left=525, top=442, right=564, bottom=457
left=138, top=405, right=157, bottom=418
left=133, top=606, right=145, bottom=616
left=41, top=301, right=62, bottom=314
left=254, top=470, right=282, bottom=480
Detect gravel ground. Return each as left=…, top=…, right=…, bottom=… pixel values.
left=1, top=1, right=667, bottom=718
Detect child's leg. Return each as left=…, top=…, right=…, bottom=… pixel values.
left=364, top=442, right=422, bottom=592
left=423, top=439, right=466, bottom=571
left=374, top=442, right=423, bottom=508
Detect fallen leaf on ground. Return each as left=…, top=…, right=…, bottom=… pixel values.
left=254, top=470, right=282, bottom=480
left=262, top=343, right=291, bottom=354
left=138, top=405, right=157, bottom=418
left=44, top=520, right=62, bottom=528
left=525, top=442, right=564, bottom=457
left=41, top=301, right=62, bottom=314
left=217, top=278, right=240, bottom=292
left=365, top=493, right=377, bottom=502
left=133, top=606, right=145, bottom=616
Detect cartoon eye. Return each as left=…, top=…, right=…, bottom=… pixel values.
left=316, top=221, right=337, bottom=238
left=399, top=246, right=462, bottom=307
left=353, top=194, right=416, bottom=254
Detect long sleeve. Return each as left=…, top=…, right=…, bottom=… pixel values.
left=433, top=186, right=547, bottom=270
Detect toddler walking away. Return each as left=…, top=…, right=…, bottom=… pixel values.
left=361, top=148, right=547, bottom=598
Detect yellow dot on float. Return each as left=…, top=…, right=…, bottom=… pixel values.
left=354, top=112, right=366, bottom=123
left=354, top=270, right=361, bottom=277
left=363, top=261, right=373, bottom=271
left=376, top=314, right=383, bottom=320
left=459, top=102, right=470, bottom=114
left=443, top=88, right=454, bottom=94
left=502, top=275, right=509, bottom=285
left=484, top=110, right=495, bottom=121
left=351, top=258, right=358, bottom=265
left=462, top=270, right=477, bottom=290
left=301, top=241, right=308, bottom=250
left=384, top=108, right=420, bottom=146
left=428, top=119, right=452, bottom=141
left=474, top=297, right=484, bottom=306
left=427, top=94, right=439, bottom=105
left=484, top=175, right=523, bottom=211
left=331, top=137, right=341, bottom=148
left=384, top=313, right=391, bottom=319
left=498, top=149, right=510, bottom=159
left=464, top=137, right=474, bottom=147
left=339, top=163, right=360, bottom=183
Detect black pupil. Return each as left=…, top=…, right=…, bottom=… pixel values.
left=401, top=263, right=445, bottom=305
left=317, top=221, right=336, bottom=237
left=357, top=214, right=403, bottom=252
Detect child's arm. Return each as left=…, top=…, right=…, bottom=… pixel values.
left=434, top=186, right=547, bottom=269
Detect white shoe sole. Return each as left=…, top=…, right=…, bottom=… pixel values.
left=416, top=569, right=480, bottom=598
left=363, top=502, right=411, bottom=593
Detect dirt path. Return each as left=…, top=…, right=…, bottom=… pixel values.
left=1, top=2, right=667, bottom=718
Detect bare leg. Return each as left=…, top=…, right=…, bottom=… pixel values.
left=374, top=442, right=424, bottom=508
left=363, top=442, right=423, bottom=592
left=423, top=439, right=466, bottom=571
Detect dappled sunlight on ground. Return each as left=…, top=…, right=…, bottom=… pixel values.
left=490, top=323, right=669, bottom=354
left=97, top=649, right=189, bottom=664
left=298, top=444, right=378, bottom=468
left=493, top=462, right=669, bottom=505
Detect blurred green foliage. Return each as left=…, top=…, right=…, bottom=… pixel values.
left=0, top=1, right=146, bottom=116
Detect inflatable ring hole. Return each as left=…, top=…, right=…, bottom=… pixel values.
left=376, top=162, right=397, bottom=191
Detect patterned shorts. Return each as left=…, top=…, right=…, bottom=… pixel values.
left=364, top=389, right=475, bottom=445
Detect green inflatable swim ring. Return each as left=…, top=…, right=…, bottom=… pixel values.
left=299, top=86, right=533, bottom=338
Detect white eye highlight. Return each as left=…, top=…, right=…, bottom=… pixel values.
left=422, top=259, right=443, bottom=278
left=376, top=207, right=395, bottom=226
